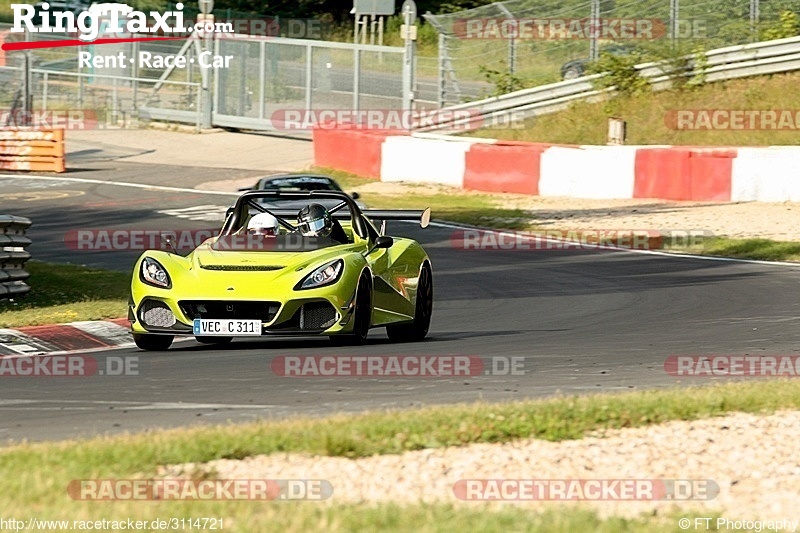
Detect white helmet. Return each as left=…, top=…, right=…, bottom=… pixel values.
left=247, top=213, right=279, bottom=236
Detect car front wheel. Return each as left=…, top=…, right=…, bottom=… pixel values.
left=330, top=277, right=371, bottom=345
left=133, top=333, right=174, bottom=351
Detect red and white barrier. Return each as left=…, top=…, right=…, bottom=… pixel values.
left=380, top=135, right=476, bottom=187
left=313, top=127, right=800, bottom=202
left=731, top=147, right=800, bottom=202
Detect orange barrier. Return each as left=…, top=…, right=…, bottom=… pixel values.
left=463, top=142, right=551, bottom=195
left=0, top=129, right=66, bottom=173
left=313, top=126, right=407, bottom=180
left=633, top=147, right=734, bottom=201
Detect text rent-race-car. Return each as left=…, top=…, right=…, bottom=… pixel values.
left=128, top=190, right=433, bottom=351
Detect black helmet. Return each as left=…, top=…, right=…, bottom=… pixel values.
left=297, top=203, right=332, bottom=237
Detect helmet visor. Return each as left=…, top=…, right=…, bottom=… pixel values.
left=299, top=217, right=327, bottom=235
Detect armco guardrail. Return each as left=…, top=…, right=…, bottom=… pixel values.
left=0, top=129, right=66, bottom=173
left=421, top=36, right=800, bottom=132
left=0, top=215, right=32, bottom=299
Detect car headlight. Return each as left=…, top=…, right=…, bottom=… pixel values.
left=297, top=259, right=343, bottom=290
left=140, top=257, right=172, bottom=289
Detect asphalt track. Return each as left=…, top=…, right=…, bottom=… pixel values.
left=2, top=166, right=800, bottom=443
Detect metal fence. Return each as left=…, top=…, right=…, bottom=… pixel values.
left=212, top=35, right=409, bottom=130
left=419, top=35, right=800, bottom=131
left=0, top=215, right=32, bottom=299
left=0, top=24, right=418, bottom=132
left=424, top=0, right=800, bottom=105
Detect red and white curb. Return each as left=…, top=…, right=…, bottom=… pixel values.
left=0, top=318, right=133, bottom=356
left=314, top=127, right=800, bottom=202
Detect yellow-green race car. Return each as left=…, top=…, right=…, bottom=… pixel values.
left=128, top=190, right=433, bottom=351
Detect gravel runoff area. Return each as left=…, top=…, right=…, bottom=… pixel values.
left=180, top=177, right=800, bottom=523
left=200, top=176, right=800, bottom=243
left=163, top=410, right=800, bottom=523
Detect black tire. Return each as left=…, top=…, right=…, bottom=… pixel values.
left=386, top=264, right=432, bottom=342
left=330, top=277, right=371, bottom=345
left=133, top=333, right=174, bottom=351
left=195, top=336, right=233, bottom=345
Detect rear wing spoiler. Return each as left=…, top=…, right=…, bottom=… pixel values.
left=265, top=208, right=432, bottom=228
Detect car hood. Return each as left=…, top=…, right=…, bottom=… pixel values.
left=189, top=240, right=359, bottom=274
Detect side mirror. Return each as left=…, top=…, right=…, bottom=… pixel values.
left=365, top=235, right=393, bottom=256
left=375, top=235, right=393, bottom=249
left=351, top=191, right=360, bottom=200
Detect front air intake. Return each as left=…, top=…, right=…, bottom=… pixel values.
left=299, top=302, right=338, bottom=330
left=140, top=300, right=177, bottom=328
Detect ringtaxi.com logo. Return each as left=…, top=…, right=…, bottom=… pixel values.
left=67, top=479, right=333, bottom=500
left=453, top=479, right=719, bottom=501
left=0, top=355, right=138, bottom=377
left=271, top=355, right=525, bottom=377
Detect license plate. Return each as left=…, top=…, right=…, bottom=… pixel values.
left=192, top=319, right=261, bottom=336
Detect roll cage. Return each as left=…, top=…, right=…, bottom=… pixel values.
left=221, top=190, right=371, bottom=240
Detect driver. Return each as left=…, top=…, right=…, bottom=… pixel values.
left=297, top=203, right=348, bottom=244
left=247, top=212, right=280, bottom=237
left=297, top=203, right=333, bottom=238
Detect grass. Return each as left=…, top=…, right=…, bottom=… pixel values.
left=0, top=380, right=795, bottom=530
left=470, top=71, right=800, bottom=146
left=0, top=261, right=129, bottom=327
left=699, top=237, right=800, bottom=262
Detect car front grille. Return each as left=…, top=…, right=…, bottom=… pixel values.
left=299, top=302, right=338, bottom=330
left=179, top=301, right=280, bottom=322
left=200, top=265, right=285, bottom=271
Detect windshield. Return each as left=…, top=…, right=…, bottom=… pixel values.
left=261, top=177, right=341, bottom=192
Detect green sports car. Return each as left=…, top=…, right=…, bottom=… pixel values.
left=128, top=190, right=433, bottom=351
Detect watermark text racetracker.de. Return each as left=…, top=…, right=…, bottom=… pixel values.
left=271, top=355, right=525, bottom=377
left=453, top=478, right=719, bottom=500
left=452, top=17, right=707, bottom=40
left=665, top=109, right=800, bottom=130
left=68, top=478, right=333, bottom=501
left=65, top=228, right=218, bottom=251
left=0, top=355, right=139, bottom=377
left=271, top=108, right=526, bottom=131
left=450, top=228, right=710, bottom=251
left=665, top=355, right=800, bottom=377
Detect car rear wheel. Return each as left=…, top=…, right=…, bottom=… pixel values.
left=195, top=336, right=233, bottom=345
left=133, top=333, right=174, bottom=351
left=330, top=277, right=371, bottom=345
left=386, top=264, right=432, bottom=342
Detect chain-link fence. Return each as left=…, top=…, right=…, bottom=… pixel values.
left=0, top=22, right=416, bottom=132
left=212, top=36, right=408, bottom=130
left=424, top=0, right=800, bottom=105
